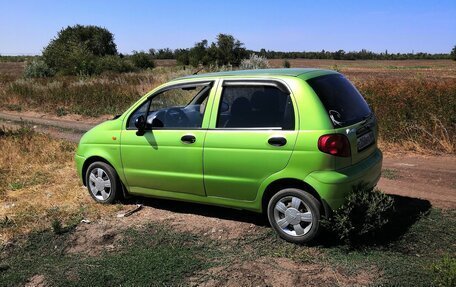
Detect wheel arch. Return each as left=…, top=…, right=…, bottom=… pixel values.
left=81, top=156, right=116, bottom=186
left=261, top=178, right=331, bottom=218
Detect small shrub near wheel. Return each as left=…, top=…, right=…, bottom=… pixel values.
left=324, top=184, right=395, bottom=246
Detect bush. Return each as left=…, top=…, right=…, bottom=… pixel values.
left=130, top=51, right=155, bottom=69
left=94, top=55, right=136, bottom=74
left=283, top=60, right=291, bottom=68
left=432, top=255, right=456, bottom=287
left=42, top=25, right=118, bottom=75
left=23, top=59, right=55, bottom=78
left=240, top=54, right=270, bottom=70
left=324, top=184, right=395, bottom=246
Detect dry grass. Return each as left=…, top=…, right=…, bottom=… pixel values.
left=1, top=66, right=191, bottom=116
left=0, top=126, right=119, bottom=243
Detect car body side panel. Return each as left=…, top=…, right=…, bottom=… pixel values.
left=75, top=118, right=124, bottom=184
left=120, top=129, right=207, bottom=196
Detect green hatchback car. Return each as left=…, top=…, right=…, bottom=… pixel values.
left=75, top=68, right=382, bottom=243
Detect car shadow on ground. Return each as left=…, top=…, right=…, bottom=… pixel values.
left=123, top=196, right=269, bottom=227
left=318, top=194, right=432, bottom=247
left=122, top=194, right=431, bottom=246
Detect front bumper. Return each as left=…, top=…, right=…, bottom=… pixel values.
left=304, top=149, right=383, bottom=210
left=75, top=154, right=86, bottom=185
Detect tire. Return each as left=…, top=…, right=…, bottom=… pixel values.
left=267, top=188, right=321, bottom=244
left=85, top=161, right=121, bottom=204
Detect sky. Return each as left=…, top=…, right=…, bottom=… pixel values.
left=1, top=0, right=455, bottom=55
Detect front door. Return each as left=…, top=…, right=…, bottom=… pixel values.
left=120, top=81, right=216, bottom=196
left=203, top=80, right=298, bottom=201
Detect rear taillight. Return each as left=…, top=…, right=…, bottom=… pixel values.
left=318, top=134, right=351, bottom=157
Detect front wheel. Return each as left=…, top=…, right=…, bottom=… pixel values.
left=267, top=188, right=321, bottom=244
left=86, top=162, right=121, bottom=204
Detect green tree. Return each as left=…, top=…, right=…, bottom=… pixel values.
left=215, top=34, right=247, bottom=66
left=42, top=25, right=117, bottom=75
left=189, top=40, right=209, bottom=67
left=187, top=34, right=248, bottom=67
left=130, top=51, right=155, bottom=69
left=175, top=49, right=190, bottom=65
left=451, top=45, right=456, bottom=61
left=334, top=49, right=345, bottom=60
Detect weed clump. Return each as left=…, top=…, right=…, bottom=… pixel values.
left=51, top=219, right=64, bottom=235
left=324, top=184, right=395, bottom=246
left=432, top=255, right=456, bottom=287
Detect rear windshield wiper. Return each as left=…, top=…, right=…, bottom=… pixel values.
left=328, top=110, right=344, bottom=127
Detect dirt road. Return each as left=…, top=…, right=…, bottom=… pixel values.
left=1, top=110, right=455, bottom=209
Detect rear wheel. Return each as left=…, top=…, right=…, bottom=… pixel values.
left=267, top=188, right=321, bottom=243
left=86, top=162, right=121, bottom=204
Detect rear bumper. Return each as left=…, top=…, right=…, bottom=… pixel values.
left=304, top=148, right=383, bottom=210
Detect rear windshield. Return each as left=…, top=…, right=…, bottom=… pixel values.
left=307, top=74, right=371, bottom=127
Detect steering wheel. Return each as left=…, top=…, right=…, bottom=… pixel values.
left=164, top=107, right=189, bottom=127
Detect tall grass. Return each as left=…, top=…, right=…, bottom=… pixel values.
left=353, top=76, right=456, bottom=153
left=2, top=67, right=189, bottom=116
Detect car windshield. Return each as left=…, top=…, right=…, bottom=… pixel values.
left=307, top=74, right=371, bottom=127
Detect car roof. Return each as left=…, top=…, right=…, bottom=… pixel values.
left=176, top=68, right=337, bottom=81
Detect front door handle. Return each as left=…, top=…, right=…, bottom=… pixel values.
left=181, top=134, right=196, bottom=144
left=268, top=136, right=287, bottom=147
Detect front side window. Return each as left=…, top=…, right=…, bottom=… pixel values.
left=216, top=85, right=295, bottom=130
left=127, top=83, right=211, bottom=129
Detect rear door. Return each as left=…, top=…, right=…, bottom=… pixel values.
left=307, top=74, right=377, bottom=166
left=203, top=79, right=298, bottom=201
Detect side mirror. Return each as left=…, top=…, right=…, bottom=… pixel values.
left=135, top=115, right=146, bottom=136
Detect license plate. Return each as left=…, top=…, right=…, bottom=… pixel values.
left=357, top=131, right=375, bottom=151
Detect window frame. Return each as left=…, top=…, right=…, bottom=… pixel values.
left=213, top=79, right=296, bottom=131
left=125, top=80, right=215, bottom=130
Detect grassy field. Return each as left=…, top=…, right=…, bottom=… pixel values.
left=0, top=127, right=455, bottom=286
left=1, top=59, right=455, bottom=154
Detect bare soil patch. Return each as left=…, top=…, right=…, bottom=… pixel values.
left=378, top=154, right=456, bottom=209
left=65, top=200, right=264, bottom=255
left=189, top=257, right=378, bottom=287
left=24, top=274, right=46, bottom=287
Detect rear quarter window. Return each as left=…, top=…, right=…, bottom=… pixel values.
left=307, top=74, right=371, bottom=127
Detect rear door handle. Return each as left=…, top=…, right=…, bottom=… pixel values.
left=181, top=134, right=196, bottom=144
left=268, top=136, right=287, bottom=147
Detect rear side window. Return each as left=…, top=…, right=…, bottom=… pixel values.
left=216, top=85, right=294, bottom=130
left=307, top=74, right=371, bottom=127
